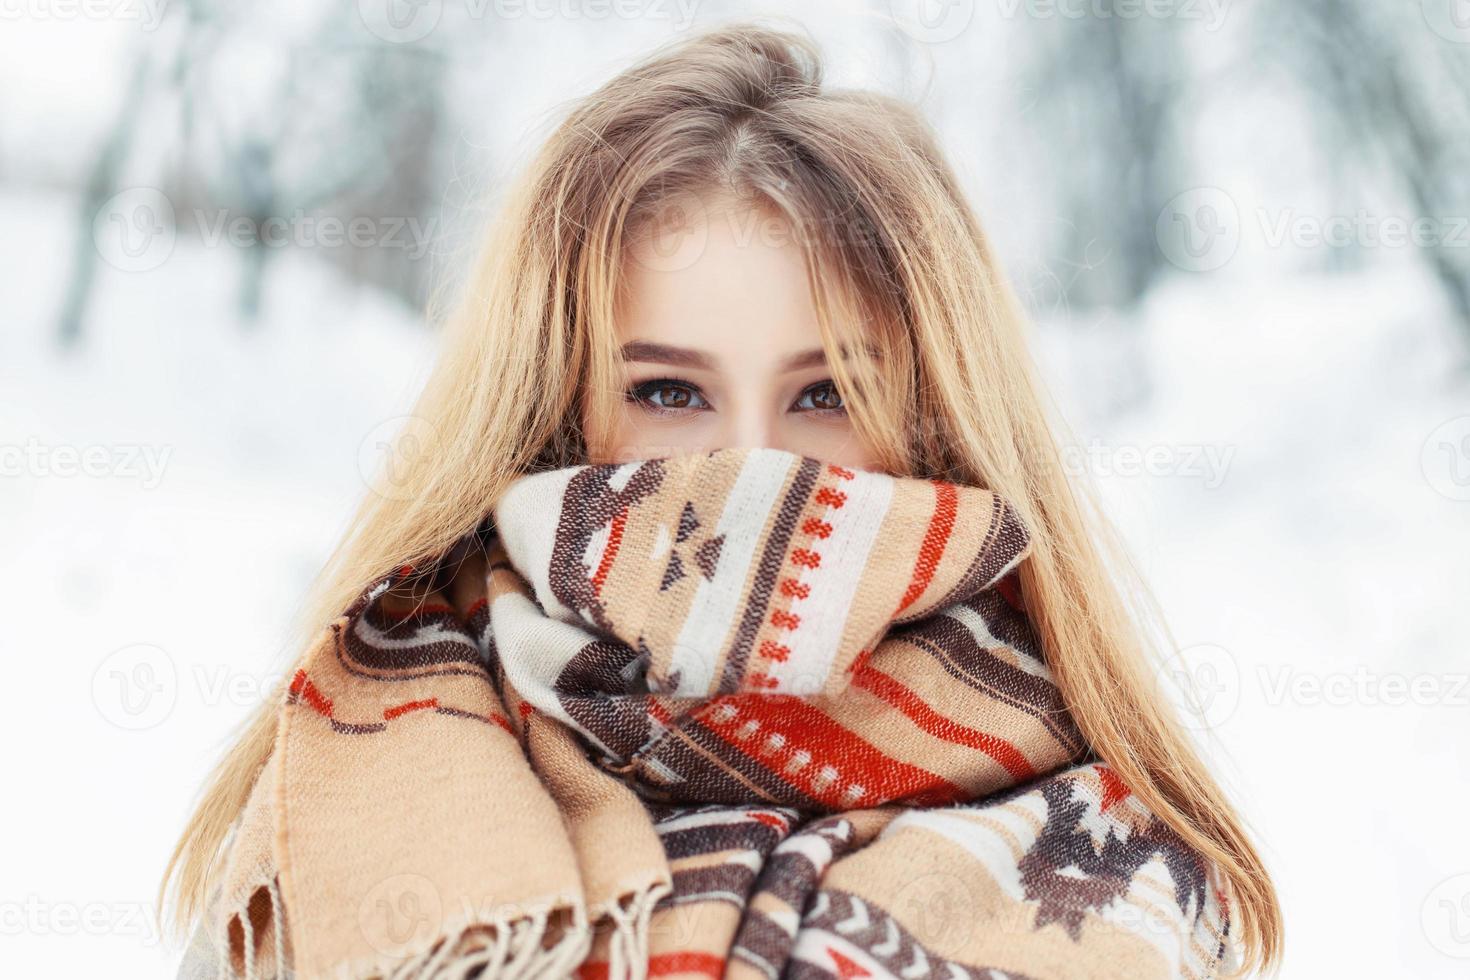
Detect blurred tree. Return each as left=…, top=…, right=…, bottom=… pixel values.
left=56, top=46, right=155, bottom=349
left=1263, top=0, right=1470, bottom=334
left=173, top=9, right=450, bottom=323
left=1019, top=13, right=1188, bottom=313
left=57, top=0, right=453, bottom=343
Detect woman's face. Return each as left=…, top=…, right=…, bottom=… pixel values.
left=586, top=194, right=885, bottom=473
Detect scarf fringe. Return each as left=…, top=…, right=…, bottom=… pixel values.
left=228, top=876, right=288, bottom=980
left=385, top=880, right=672, bottom=980
left=371, top=899, right=591, bottom=980
left=597, top=880, right=674, bottom=980
left=217, top=887, right=602, bottom=975
left=219, top=882, right=682, bottom=979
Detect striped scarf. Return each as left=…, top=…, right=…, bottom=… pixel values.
left=209, top=446, right=1234, bottom=979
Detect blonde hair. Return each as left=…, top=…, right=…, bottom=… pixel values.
left=161, top=21, right=1282, bottom=975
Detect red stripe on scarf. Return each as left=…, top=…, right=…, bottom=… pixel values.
left=850, top=666, right=1035, bottom=782
left=383, top=698, right=438, bottom=720
left=746, top=811, right=790, bottom=830
left=650, top=952, right=726, bottom=977
left=1097, top=762, right=1132, bottom=812
left=289, top=669, right=333, bottom=717
left=698, top=695, right=966, bottom=807
left=893, top=481, right=958, bottom=616
left=591, top=505, right=628, bottom=596
left=578, top=951, right=724, bottom=980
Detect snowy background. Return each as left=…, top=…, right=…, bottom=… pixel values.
left=3, top=1, right=1468, bottom=977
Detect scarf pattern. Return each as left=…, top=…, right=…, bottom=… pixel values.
left=206, top=447, right=1234, bottom=980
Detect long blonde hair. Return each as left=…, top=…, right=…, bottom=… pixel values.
left=162, top=21, right=1282, bottom=975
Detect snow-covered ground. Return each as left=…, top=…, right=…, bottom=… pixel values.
left=1, top=188, right=440, bottom=978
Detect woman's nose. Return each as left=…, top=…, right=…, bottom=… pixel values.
left=716, top=404, right=784, bottom=455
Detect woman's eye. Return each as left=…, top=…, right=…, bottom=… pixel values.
left=627, top=379, right=709, bottom=414
left=794, top=381, right=845, bottom=413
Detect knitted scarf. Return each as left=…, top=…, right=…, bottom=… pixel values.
left=206, top=446, right=1234, bottom=980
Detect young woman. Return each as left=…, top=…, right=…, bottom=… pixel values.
left=165, top=23, right=1282, bottom=980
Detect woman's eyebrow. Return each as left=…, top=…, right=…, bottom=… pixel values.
left=619, top=341, right=829, bottom=373
left=779, top=348, right=829, bottom=372
left=619, top=341, right=713, bottom=369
